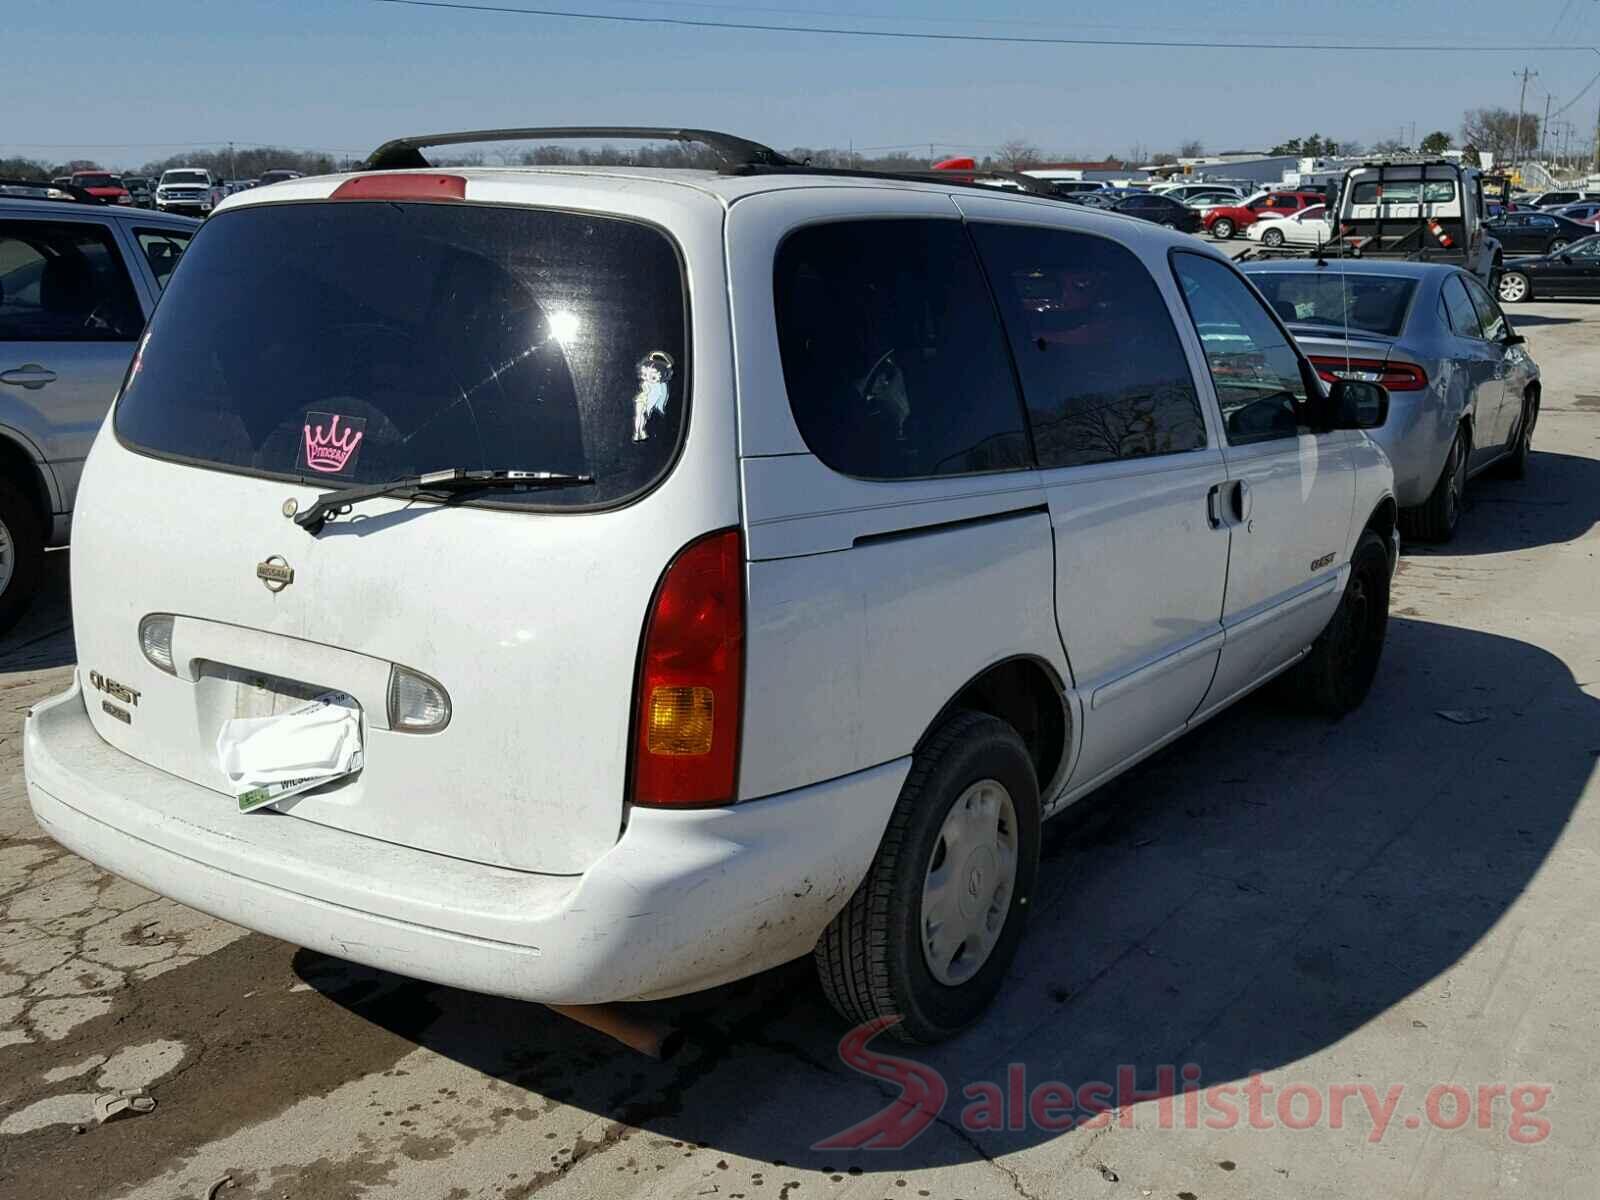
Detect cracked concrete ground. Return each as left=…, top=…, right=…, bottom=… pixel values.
left=2, top=297, right=1599, bottom=1199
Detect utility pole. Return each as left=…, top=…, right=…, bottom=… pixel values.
left=228, top=140, right=236, bottom=182
left=1540, top=94, right=1552, bottom=165
left=1511, top=66, right=1537, bottom=169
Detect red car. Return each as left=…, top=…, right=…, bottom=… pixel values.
left=1202, top=190, right=1324, bottom=239
left=68, top=170, right=132, bottom=206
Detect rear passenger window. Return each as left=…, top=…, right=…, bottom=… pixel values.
left=773, top=220, right=1028, bottom=480
left=0, top=220, right=143, bottom=342
left=971, top=223, right=1205, bottom=468
left=1441, top=276, right=1485, bottom=338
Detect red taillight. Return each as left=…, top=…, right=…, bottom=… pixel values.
left=1309, top=356, right=1428, bottom=392
left=330, top=174, right=466, bottom=201
left=630, top=529, right=744, bottom=808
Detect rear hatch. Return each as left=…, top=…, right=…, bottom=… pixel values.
left=72, top=184, right=729, bottom=875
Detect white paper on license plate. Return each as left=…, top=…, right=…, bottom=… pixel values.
left=217, top=690, right=364, bottom=813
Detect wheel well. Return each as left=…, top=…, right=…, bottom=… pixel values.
left=1363, top=496, right=1397, bottom=546
left=926, top=658, right=1069, bottom=795
left=0, top=436, right=51, bottom=530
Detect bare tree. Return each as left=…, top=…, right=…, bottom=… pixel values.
left=996, top=139, right=1041, bottom=171
left=1461, top=108, right=1538, bottom=162
left=1178, top=139, right=1205, bottom=158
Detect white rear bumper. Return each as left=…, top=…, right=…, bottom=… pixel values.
left=25, top=675, right=906, bottom=1004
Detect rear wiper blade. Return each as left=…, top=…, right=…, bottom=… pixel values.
left=290, top=468, right=594, bottom=535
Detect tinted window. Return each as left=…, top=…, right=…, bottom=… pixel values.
left=773, top=220, right=1027, bottom=480
left=1246, top=272, right=1417, bottom=337
left=0, top=220, right=143, bottom=342
left=972, top=224, right=1204, bottom=468
left=116, top=202, right=687, bottom=510
left=1461, top=276, right=1507, bottom=341
left=1440, top=276, right=1483, bottom=337
left=1171, top=253, right=1310, bottom=446
left=134, top=227, right=192, bottom=289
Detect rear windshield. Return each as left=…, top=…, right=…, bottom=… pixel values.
left=1248, top=273, right=1419, bottom=337
left=115, top=202, right=688, bottom=509
left=1349, top=180, right=1456, bottom=205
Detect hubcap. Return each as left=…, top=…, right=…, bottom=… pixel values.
left=1500, top=275, right=1527, bottom=302
left=921, top=780, right=1019, bottom=986
left=0, top=518, right=13, bottom=597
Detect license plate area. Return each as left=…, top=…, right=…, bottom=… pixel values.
left=198, top=662, right=338, bottom=720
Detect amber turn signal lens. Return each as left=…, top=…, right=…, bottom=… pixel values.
left=647, top=686, right=715, bottom=756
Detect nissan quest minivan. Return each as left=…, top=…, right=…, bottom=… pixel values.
left=25, top=129, right=1398, bottom=1042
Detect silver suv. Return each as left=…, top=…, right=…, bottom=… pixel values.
left=0, top=194, right=197, bottom=630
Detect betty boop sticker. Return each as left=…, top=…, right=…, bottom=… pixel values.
left=631, top=351, right=675, bottom=442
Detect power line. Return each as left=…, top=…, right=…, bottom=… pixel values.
left=1549, top=67, right=1600, bottom=117
left=369, top=0, right=1600, bottom=52
left=1550, top=0, right=1579, bottom=39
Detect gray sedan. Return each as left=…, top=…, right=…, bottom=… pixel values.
left=1241, top=260, right=1540, bottom=542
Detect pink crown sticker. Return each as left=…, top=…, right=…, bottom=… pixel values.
left=299, top=412, right=367, bottom=475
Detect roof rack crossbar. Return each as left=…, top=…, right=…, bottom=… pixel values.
left=0, top=178, right=105, bottom=205
left=364, top=127, right=796, bottom=171
left=723, top=162, right=1064, bottom=198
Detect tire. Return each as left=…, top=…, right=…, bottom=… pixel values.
left=0, top=478, right=44, bottom=636
left=1285, top=530, right=1391, bottom=718
left=1500, top=392, right=1537, bottom=480
left=1498, top=271, right=1531, bottom=303
left=1211, top=217, right=1236, bottom=240
left=1549, top=239, right=1568, bottom=254
left=814, top=710, right=1041, bottom=1044
left=1261, top=226, right=1286, bottom=248
left=1400, top=426, right=1469, bottom=544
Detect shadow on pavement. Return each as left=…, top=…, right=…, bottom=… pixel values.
left=0, top=551, right=74, bottom=673
left=1398, top=449, right=1600, bottom=558
left=302, top=612, right=1597, bottom=1170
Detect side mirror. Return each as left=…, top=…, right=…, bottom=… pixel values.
left=1328, top=379, right=1389, bottom=430
left=1560, top=254, right=1573, bottom=264
left=1504, top=332, right=1527, bottom=347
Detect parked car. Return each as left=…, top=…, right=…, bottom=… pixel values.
left=25, top=128, right=1396, bottom=1044
left=155, top=168, right=225, bottom=217
left=0, top=193, right=197, bottom=629
left=1528, top=189, right=1600, bottom=210
left=255, top=168, right=304, bottom=188
left=68, top=171, right=132, bottom=206
left=1203, top=191, right=1324, bottom=239
left=1496, top=234, right=1600, bottom=303
left=122, top=177, right=156, bottom=208
left=1158, top=183, right=1245, bottom=204
left=1482, top=211, right=1595, bottom=256
left=0, top=179, right=73, bottom=202
left=1181, top=189, right=1247, bottom=209
left=1246, top=204, right=1330, bottom=249
left=1107, top=190, right=1204, bottom=232
left=1551, top=201, right=1600, bottom=224
left=1244, top=260, right=1538, bottom=543
left=1061, top=191, right=1116, bottom=209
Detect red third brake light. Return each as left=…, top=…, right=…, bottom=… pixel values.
left=330, top=174, right=466, bottom=202
left=1309, top=356, right=1429, bottom=392
left=631, top=529, right=744, bottom=808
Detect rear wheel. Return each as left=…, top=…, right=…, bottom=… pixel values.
left=1400, top=426, right=1469, bottom=543
left=815, top=711, right=1040, bottom=1044
left=1261, top=226, right=1286, bottom=248
left=1501, top=393, right=1537, bottom=479
left=0, top=479, right=44, bottom=636
left=1211, top=217, right=1236, bottom=240
left=1498, top=271, right=1531, bottom=303
left=1286, top=530, right=1391, bottom=718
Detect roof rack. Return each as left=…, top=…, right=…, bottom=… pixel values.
left=725, top=162, right=1064, bottom=198
left=0, top=178, right=105, bottom=205
left=365, top=127, right=797, bottom=170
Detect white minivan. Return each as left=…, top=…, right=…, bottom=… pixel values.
left=25, top=129, right=1398, bottom=1043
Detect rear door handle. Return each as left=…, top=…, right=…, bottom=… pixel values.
left=0, top=365, right=58, bottom=390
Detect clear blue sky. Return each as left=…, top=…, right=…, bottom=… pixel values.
left=5, top=0, right=1599, bottom=168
